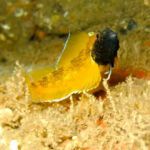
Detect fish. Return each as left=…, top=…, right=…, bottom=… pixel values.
left=26, top=28, right=119, bottom=103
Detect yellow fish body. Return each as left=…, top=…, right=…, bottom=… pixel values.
left=26, top=29, right=119, bottom=103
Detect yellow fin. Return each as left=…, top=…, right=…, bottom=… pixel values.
left=56, top=32, right=95, bottom=68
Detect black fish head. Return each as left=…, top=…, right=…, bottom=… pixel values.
left=92, top=28, right=119, bottom=67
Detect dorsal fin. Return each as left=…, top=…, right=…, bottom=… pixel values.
left=56, top=32, right=92, bottom=68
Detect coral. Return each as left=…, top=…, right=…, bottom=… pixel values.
left=0, top=64, right=149, bottom=149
